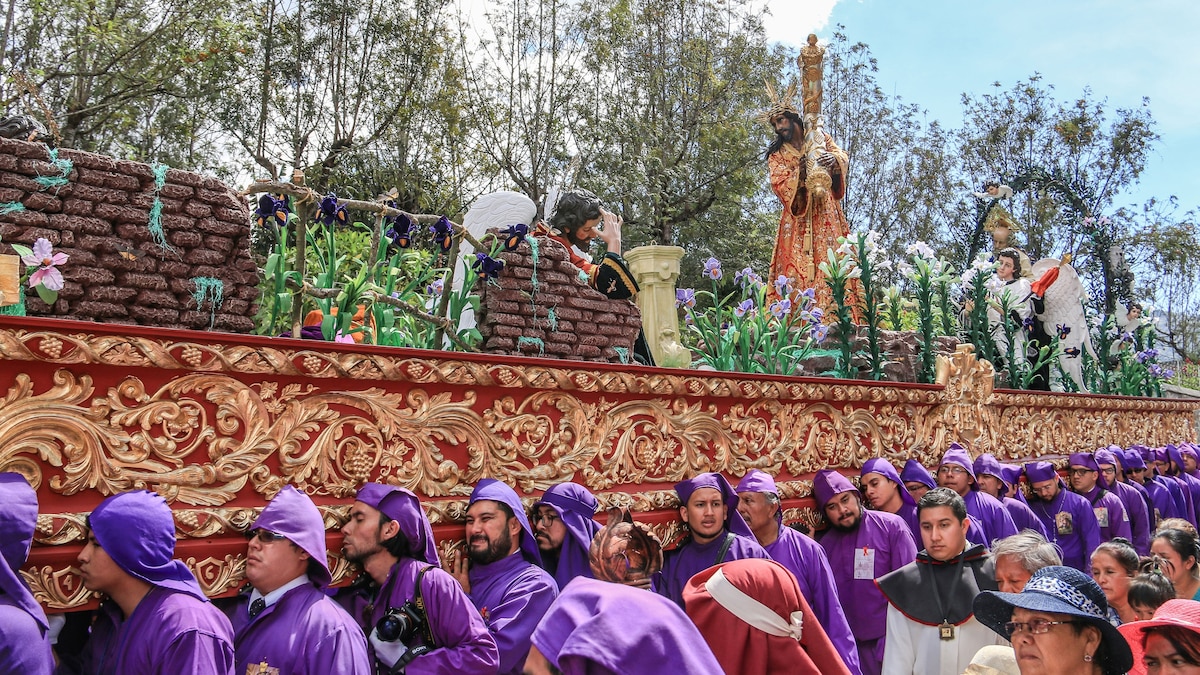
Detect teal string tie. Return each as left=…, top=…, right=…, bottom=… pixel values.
left=614, top=346, right=630, bottom=364
left=0, top=201, right=25, bottom=215
left=34, top=148, right=72, bottom=193
left=147, top=164, right=175, bottom=253
left=190, top=276, right=225, bottom=329
left=516, top=336, right=545, bottom=356
left=546, top=306, right=558, bottom=332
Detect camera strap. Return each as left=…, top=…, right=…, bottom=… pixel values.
left=413, top=565, right=437, bottom=648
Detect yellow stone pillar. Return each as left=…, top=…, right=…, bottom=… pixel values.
left=625, top=245, right=692, bottom=368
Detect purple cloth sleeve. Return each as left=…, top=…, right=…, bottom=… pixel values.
left=468, top=552, right=557, bottom=675
left=652, top=533, right=770, bottom=608
left=0, top=598, right=53, bottom=674
left=1002, top=497, right=1049, bottom=540
left=79, top=586, right=234, bottom=675
left=963, top=490, right=1018, bottom=546
left=767, top=526, right=863, bottom=675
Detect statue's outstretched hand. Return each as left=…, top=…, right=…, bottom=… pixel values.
left=598, top=209, right=623, bottom=254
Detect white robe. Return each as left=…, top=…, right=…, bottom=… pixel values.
left=880, top=605, right=1004, bottom=675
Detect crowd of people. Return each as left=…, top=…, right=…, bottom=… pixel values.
left=6, top=442, right=1200, bottom=674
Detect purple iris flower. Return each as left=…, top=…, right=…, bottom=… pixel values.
left=430, top=216, right=454, bottom=251
left=499, top=223, right=529, bottom=251
left=254, top=194, right=289, bottom=229
left=703, top=257, right=722, bottom=281
left=472, top=252, right=505, bottom=279
left=774, top=275, right=793, bottom=298
left=676, top=288, right=696, bottom=308
left=385, top=211, right=414, bottom=249
left=734, top=299, right=755, bottom=318
left=810, top=323, right=829, bottom=342
left=316, top=193, right=348, bottom=228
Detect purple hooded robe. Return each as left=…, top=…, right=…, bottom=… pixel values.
left=1024, top=462, right=1102, bottom=572
left=533, top=482, right=602, bottom=589
left=972, top=454, right=1048, bottom=540
left=531, top=577, right=723, bottom=674
left=939, top=445, right=1019, bottom=547
left=736, top=469, right=862, bottom=675
left=861, top=458, right=922, bottom=548
left=1096, top=448, right=1151, bottom=555
left=0, top=473, right=52, bottom=675
left=652, top=473, right=770, bottom=609
left=467, top=479, right=557, bottom=675
left=1167, top=444, right=1200, bottom=525
left=814, top=470, right=918, bottom=675
left=74, top=491, right=235, bottom=675
left=231, top=486, right=371, bottom=675
left=335, top=483, right=499, bottom=675
left=1067, top=452, right=1133, bottom=544
left=1120, top=448, right=1158, bottom=532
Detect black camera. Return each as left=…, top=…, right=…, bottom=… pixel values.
left=375, top=601, right=427, bottom=644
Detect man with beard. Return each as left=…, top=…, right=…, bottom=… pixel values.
left=1067, top=451, right=1132, bottom=543
left=338, top=483, right=498, bottom=673
left=534, top=188, right=649, bottom=363
left=1025, top=461, right=1101, bottom=572
left=652, top=472, right=769, bottom=608
left=735, top=469, right=862, bottom=675
left=935, top=444, right=1018, bottom=547
left=815, top=469, right=917, bottom=675
left=972, top=453, right=1048, bottom=539
left=878, top=488, right=1002, bottom=675
left=231, top=486, right=369, bottom=674
left=536, top=188, right=638, bottom=301
left=64, top=491, right=235, bottom=674
left=530, top=482, right=601, bottom=589
left=447, top=479, right=556, bottom=675
left=762, top=78, right=850, bottom=310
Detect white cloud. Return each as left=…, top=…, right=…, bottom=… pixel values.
left=761, top=0, right=842, bottom=47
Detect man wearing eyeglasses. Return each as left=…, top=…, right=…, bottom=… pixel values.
left=233, top=485, right=370, bottom=674
left=1024, top=461, right=1101, bottom=572
left=935, top=444, right=1018, bottom=548
left=530, top=482, right=601, bottom=589
left=1067, top=452, right=1132, bottom=546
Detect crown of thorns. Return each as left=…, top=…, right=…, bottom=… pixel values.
left=756, top=80, right=799, bottom=126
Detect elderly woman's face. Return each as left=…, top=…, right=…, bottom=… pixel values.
left=1010, top=607, right=1101, bottom=674
left=995, top=554, right=1034, bottom=594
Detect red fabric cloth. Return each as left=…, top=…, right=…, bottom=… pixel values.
left=683, top=558, right=852, bottom=675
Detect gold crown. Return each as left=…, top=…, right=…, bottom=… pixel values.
left=756, top=80, right=799, bottom=126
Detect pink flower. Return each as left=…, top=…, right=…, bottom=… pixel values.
left=21, top=238, right=69, bottom=291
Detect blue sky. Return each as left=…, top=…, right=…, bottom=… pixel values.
left=765, top=0, right=1200, bottom=212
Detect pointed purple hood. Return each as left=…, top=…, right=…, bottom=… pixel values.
left=939, top=443, right=979, bottom=490
left=1000, top=463, right=1024, bottom=490
left=675, top=473, right=754, bottom=539
left=531, top=576, right=723, bottom=674
left=861, top=458, right=916, bottom=508
left=1069, top=452, right=1108, bottom=490
left=252, top=485, right=332, bottom=587
left=470, top=478, right=542, bottom=566
left=736, top=469, right=784, bottom=524
left=813, top=469, right=857, bottom=509
left=356, top=483, right=439, bottom=565
left=90, top=490, right=207, bottom=601
left=0, top=473, right=47, bottom=630
left=901, top=459, right=936, bottom=489
left=1122, top=449, right=1146, bottom=470
left=1024, top=461, right=1061, bottom=486
left=534, top=482, right=601, bottom=586
left=1095, top=448, right=1121, bottom=481
left=973, top=453, right=1008, bottom=496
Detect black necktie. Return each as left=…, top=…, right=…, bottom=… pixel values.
left=249, top=598, right=266, bottom=619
